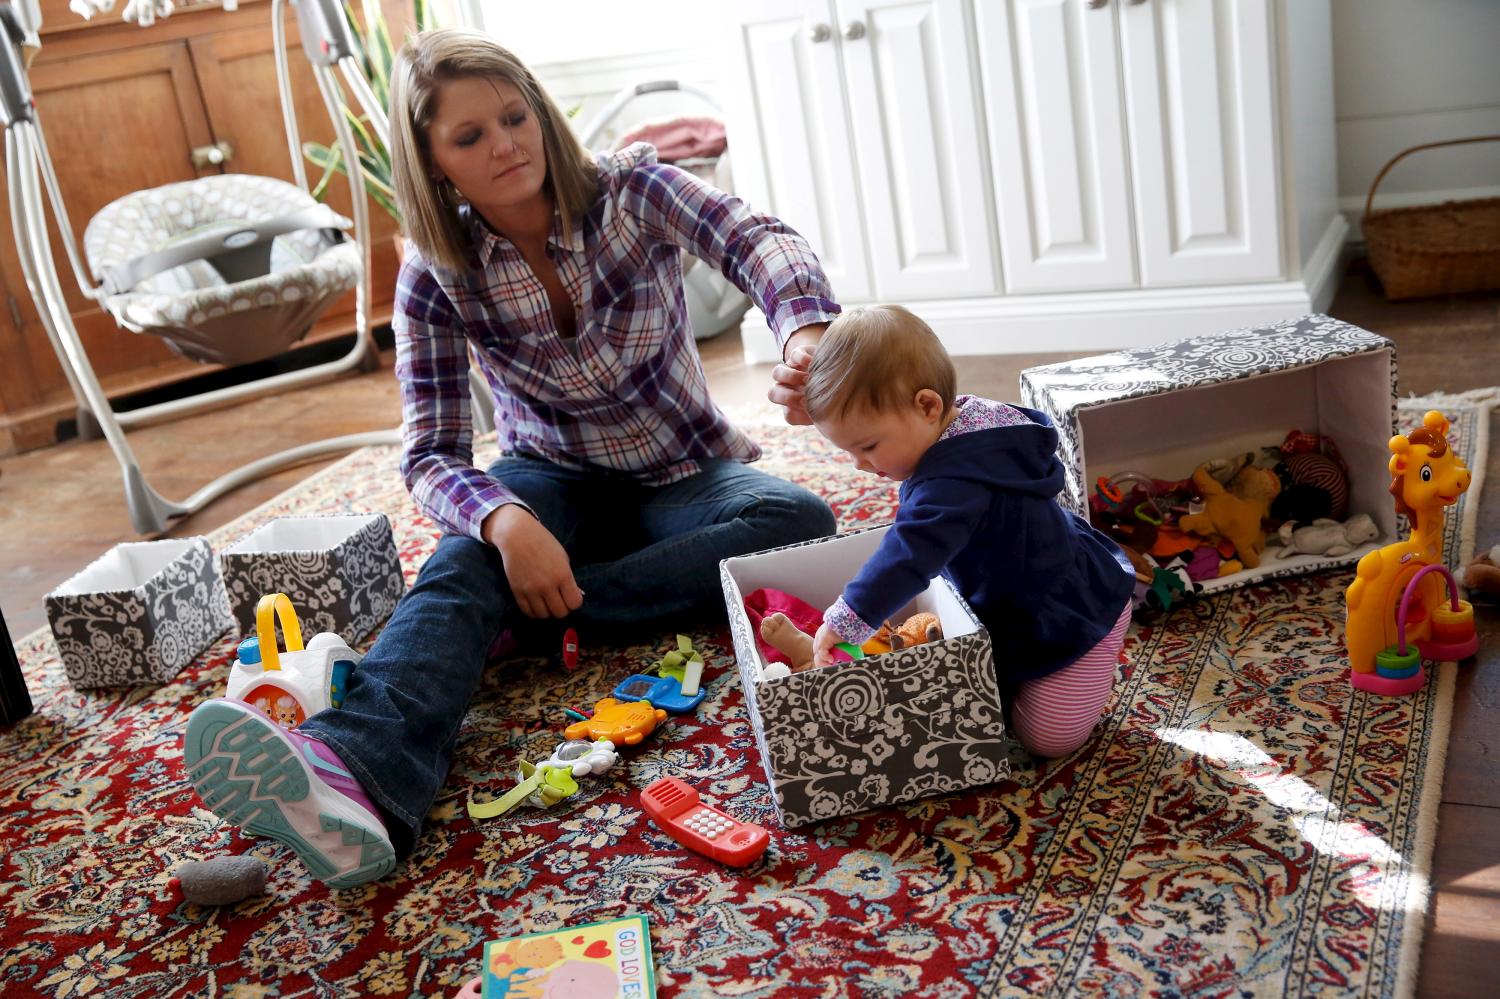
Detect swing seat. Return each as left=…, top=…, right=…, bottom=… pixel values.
left=83, top=174, right=360, bottom=366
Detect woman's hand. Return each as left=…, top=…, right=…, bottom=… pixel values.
left=812, top=622, right=840, bottom=669
left=768, top=322, right=828, bottom=425
left=482, top=504, right=584, bottom=619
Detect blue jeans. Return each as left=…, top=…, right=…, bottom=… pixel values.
left=297, top=456, right=835, bottom=856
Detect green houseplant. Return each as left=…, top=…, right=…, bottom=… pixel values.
left=302, top=0, right=440, bottom=225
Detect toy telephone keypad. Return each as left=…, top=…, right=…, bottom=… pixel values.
left=611, top=673, right=705, bottom=714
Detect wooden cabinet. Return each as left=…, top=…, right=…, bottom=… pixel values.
left=724, top=0, right=1344, bottom=361
left=0, top=0, right=404, bottom=454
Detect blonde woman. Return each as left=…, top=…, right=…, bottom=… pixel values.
left=184, top=28, right=838, bottom=887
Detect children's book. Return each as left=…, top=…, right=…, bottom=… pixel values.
left=482, top=914, right=656, bottom=999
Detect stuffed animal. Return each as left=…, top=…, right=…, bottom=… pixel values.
left=1274, top=513, right=1379, bottom=557
left=172, top=856, right=268, bottom=906
left=1463, top=544, right=1500, bottom=600
left=885, top=612, right=942, bottom=649
left=1178, top=462, right=1282, bottom=569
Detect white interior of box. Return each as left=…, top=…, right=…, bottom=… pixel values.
left=223, top=514, right=374, bottom=555
left=722, top=526, right=979, bottom=681
left=52, top=539, right=198, bottom=596
left=1074, top=349, right=1396, bottom=592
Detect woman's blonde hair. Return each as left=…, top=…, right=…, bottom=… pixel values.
left=804, top=305, right=957, bottom=421
left=389, top=28, right=599, bottom=272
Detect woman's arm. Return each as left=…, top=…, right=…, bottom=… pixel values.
left=618, top=152, right=840, bottom=355
left=394, top=261, right=529, bottom=540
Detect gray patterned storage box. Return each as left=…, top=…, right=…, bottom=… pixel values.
left=219, top=514, right=404, bottom=643
left=46, top=537, right=233, bottom=688
left=722, top=527, right=1011, bottom=828
left=1021, top=313, right=1398, bottom=593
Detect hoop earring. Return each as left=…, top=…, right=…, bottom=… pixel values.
left=440, top=180, right=465, bottom=206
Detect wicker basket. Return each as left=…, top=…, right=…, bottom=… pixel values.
left=1361, top=135, right=1500, bottom=300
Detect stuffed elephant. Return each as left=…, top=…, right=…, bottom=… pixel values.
left=1274, top=513, right=1379, bottom=558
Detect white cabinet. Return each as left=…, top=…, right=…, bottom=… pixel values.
left=837, top=0, right=998, bottom=298
left=975, top=0, right=1136, bottom=293
left=1117, top=0, right=1282, bottom=285
left=723, top=0, right=996, bottom=302
left=723, top=0, right=873, bottom=301
left=724, top=0, right=1343, bottom=359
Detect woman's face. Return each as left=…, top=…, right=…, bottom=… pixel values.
left=425, top=75, right=548, bottom=214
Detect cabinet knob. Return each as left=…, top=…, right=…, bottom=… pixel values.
left=191, top=140, right=234, bottom=169
left=1088, top=0, right=1108, bottom=8
left=808, top=22, right=832, bottom=43
left=844, top=20, right=867, bottom=41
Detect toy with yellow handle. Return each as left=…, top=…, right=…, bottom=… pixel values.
left=1345, top=411, right=1477, bottom=694
left=225, top=592, right=362, bottom=728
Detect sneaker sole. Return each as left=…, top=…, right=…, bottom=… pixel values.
left=183, top=701, right=396, bottom=889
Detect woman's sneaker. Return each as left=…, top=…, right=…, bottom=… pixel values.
left=183, top=698, right=397, bottom=888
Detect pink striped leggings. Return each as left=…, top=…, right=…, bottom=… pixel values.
left=1010, top=601, right=1133, bottom=759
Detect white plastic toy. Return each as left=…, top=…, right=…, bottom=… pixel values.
left=225, top=592, right=360, bottom=728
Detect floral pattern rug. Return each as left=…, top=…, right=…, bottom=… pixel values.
left=0, top=396, right=1485, bottom=998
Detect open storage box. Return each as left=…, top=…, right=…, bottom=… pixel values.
left=1021, top=314, right=1398, bottom=594
left=45, top=537, right=233, bottom=688
left=219, top=514, right=404, bottom=643
left=721, top=527, right=1011, bottom=828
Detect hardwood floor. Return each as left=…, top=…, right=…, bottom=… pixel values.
left=1, top=258, right=1496, bottom=995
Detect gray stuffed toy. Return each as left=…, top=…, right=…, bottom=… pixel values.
left=1274, top=513, right=1379, bottom=558
left=173, top=856, right=268, bottom=906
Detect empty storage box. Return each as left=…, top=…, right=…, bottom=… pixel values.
left=721, top=527, right=1011, bottom=828
left=219, top=513, right=405, bottom=643
left=46, top=537, right=233, bottom=688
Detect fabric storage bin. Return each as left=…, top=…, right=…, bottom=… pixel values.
left=1020, top=313, right=1397, bottom=593
left=219, top=514, right=404, bottom=643
left=45, top=537, right=232, bottom=688
left=721, top=526, right=1011, bottom=828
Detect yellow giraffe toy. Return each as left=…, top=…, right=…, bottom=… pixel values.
left=1345, top=410, right=1477, bottom=694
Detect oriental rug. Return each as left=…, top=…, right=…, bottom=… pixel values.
left=0, top=393, right=1486, bottom=998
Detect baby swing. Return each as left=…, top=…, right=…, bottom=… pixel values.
left=0, top=0, right=399, bottom=534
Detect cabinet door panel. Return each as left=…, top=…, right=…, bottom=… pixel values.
left=976, top=0, right=1135, bottom=292
left=723, top=0, right=872, bottom=302
left=837, top=0, right=997, bottom=298
left=1121, top=0, right=1281, bottom=285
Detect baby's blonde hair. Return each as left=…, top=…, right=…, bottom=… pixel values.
left=389, top=28, right=599, bottom=272
left=804, top=305, right=956, bottom=422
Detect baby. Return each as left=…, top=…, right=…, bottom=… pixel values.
left=803, top=305, right=1136, bottom=758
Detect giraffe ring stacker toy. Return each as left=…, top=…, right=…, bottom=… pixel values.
left=1344, top=410, right=1479, bottom=695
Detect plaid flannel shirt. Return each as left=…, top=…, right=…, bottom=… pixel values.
left=393, top=143, right=840, bottom=539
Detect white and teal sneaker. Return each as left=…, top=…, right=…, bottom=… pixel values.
left=183, top=698, right=397, bottom=889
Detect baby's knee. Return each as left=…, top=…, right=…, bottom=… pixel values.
left=1010, top=716, right=1098, bottom=760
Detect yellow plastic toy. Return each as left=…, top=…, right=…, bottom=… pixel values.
left=563, top=698, right=667, bottom=746
left=1345, top=411, right=1478, bottom=695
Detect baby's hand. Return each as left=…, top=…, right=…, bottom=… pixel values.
left=812, top=623, right=840, bottom=669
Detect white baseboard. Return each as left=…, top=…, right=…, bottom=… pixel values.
left=739, top=277, right=1334, bottom=363
left=1304, top=214, right=1351, bottom=315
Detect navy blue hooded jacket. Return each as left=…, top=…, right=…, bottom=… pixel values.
left=842, top=406, right=1134, bottom=683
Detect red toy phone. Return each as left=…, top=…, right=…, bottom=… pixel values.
left=640, top=776, right=769, bottom=867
